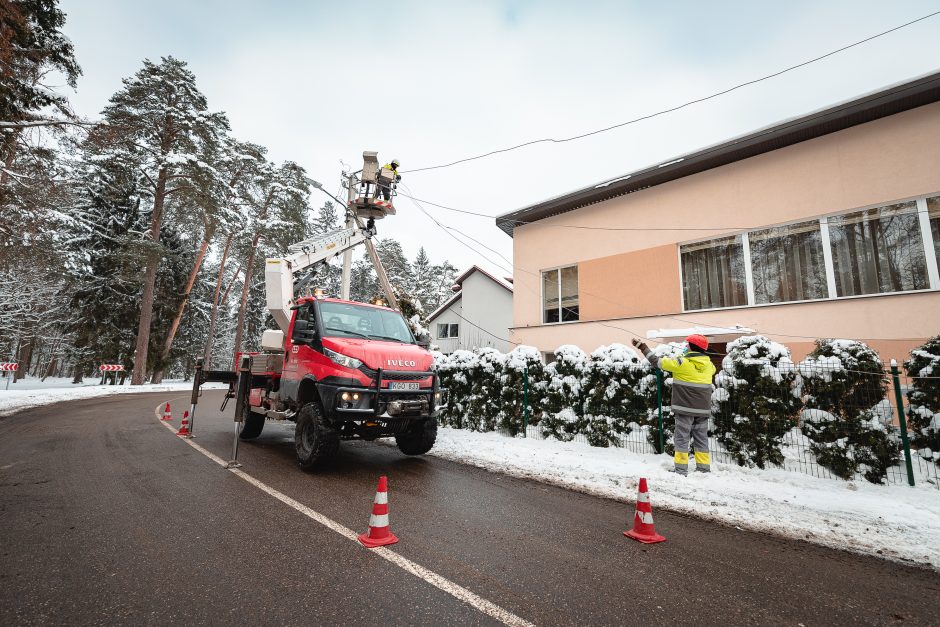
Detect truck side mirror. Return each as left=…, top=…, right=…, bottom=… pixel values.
left=417, top=336, right=431, bottom=349
left=292, top=319, right=316, bottom=344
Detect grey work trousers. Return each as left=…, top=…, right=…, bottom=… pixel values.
left=673, top=412, right=710, bottom=475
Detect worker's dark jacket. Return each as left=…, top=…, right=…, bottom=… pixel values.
left=645, top=350, right=716, bottom=416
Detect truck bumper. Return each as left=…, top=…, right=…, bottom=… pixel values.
left=316, top=371, right=446, bottom=422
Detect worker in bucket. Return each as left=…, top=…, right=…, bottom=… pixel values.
left=632, top=334, right=716, bottom=475
left=378, top=159, right=401, bottom=201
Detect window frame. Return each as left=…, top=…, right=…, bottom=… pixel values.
left=678, top=192, right=940, bottom=313
left=540, top=264, right=580, bottom=325
left=437, top=322, right=460, bottom=339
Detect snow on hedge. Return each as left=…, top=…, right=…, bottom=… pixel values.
left=904, top=336, right=940, bottom=466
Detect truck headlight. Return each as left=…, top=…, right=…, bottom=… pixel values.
left=323, top=347, right=363, bottom=369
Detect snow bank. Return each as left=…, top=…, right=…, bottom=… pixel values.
left=426, top=427, right=940, bottom=569
left=0, top=377, right=226, bottom=417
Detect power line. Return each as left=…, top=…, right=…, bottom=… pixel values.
left=404, top=11, right=940, bottom=174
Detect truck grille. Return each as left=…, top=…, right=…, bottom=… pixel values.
left=358, top=365, right=433, bottom=382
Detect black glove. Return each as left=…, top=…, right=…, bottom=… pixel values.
left=395, top=174, right=401, bottom=182
left=632, top=338, right=649, bottom=354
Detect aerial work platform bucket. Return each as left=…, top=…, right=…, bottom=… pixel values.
left=351, top=151, right=397, bottom=220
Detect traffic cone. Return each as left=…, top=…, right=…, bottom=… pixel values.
left=624, top=478, right=666, bottom=544
left=176, top=410, right=191, bottom=437
left=161, top=402, right=172, bottom=421
left=358, top=476, right=398, bottom=548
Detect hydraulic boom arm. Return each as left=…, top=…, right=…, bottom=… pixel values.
left=265, top=225, right=374, bottom=332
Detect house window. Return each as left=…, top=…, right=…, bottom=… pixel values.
left=437, top=323, right=459, bottom=339
left=542, top=266, right=579, bottom=323
left=680, top=235, right=747, bottom=310
left=828, top=201, right=928, bottom=297
left=928, top=196, right=940, bottom=262
left=749, top=220, right=828, bottom=304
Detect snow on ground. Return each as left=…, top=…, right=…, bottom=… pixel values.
left=0, top=376, right=226, bottom=417
left=425, top=427, right=940, bottom=569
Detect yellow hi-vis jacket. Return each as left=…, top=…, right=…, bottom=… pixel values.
left=645, top=350, right=716, bottom=416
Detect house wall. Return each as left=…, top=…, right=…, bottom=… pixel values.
left=431, top=300, right=462, bottom=354
left=431, top=273, right=514, bottom=353
left=509, top=102, right=940, bottom=362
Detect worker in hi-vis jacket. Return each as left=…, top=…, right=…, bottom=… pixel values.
left=632, top=334, right=716, bottom=475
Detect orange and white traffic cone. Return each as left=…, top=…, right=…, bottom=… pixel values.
left=161, top=402, right=172, bottom=421
left=176, top=410, right=191, bottom=437
left=624, top=478, right=666, bottom=544
left=358, top=476, right=398, bottom=548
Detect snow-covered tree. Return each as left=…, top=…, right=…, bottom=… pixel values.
left=96, top=56, right=229, bottom=384
left=581, top=344, right=648, bottom=447
left=904, top=336, right=940, bottom=467
left=713, top=336, right=801, bottom=468
left=799, top=339, right=900, bottom=483
left=540, top=345, right=587, bottom=441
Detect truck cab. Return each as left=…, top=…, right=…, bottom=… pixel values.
left=236, top=296, right=444, bottom=469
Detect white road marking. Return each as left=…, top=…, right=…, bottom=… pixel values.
left=153, top=403, right=534, bottom=627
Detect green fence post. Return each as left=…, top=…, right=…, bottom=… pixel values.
left=522, top=365, right=530, bottom=437
left=890, top=360, right=915, bottom=487
left=656, top=369, right=665, bottom=455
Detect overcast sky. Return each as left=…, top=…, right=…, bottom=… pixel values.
left=58, top=0, right=940, bottom=279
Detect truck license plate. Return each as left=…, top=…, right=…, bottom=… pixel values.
left=389, top=382, right=420, bottom=391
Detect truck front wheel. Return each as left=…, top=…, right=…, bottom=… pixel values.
left=294, top=402, right=339, bottom=469
left=395, top=419, right=438, bottom=455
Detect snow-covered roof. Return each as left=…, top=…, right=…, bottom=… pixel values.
left=646, top=325, right=754, bottom=342
left=453, top=265, right=514, bottom=293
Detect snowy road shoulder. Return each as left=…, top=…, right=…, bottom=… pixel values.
left=426, top=427, right=940, bottom=569
left=0, top=378, right=226, bottom=418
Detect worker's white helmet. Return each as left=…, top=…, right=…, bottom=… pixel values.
left=391, top=159, right=400, bottom=168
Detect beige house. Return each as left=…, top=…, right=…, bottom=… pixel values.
left=497, top=72, right=940, bottom=363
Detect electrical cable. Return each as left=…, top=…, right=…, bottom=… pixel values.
left=403, top=10, right=940, bottom=174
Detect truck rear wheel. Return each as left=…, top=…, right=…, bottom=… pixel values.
left=294, top=401, right=339, bottom=469
left=395, top=419, right=437, bottom=456
left=238, top=409, right=265, bottom=440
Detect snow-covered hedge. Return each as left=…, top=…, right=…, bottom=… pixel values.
left=904, top=336, right=940, bottom=467
left=581, top=344, right=649, bottom=447
left=498, top=346, right=544, bottom=436
left=539, top=345, right=588, bottom=442
left=799, top=339, right=900, bottom=483
left=713, top=336, right=801, bottom=468
left=432, top=337, right=923, bottom=484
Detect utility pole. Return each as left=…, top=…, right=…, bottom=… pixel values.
left=340, top=172, right=355, bottom=300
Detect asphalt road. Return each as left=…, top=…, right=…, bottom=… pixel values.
left=1, top=390, right=938, bottom=626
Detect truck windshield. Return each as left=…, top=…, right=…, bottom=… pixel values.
left=317, top=301, right=415, bottom=343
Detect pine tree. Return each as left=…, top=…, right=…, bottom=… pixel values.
left=799, top=339, right=900, bottom=483
left=713, top=335, right=801, bottom=468
left=97, top=56, right=229, bottom=384
left=904, top=336, right=940, bottom=467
